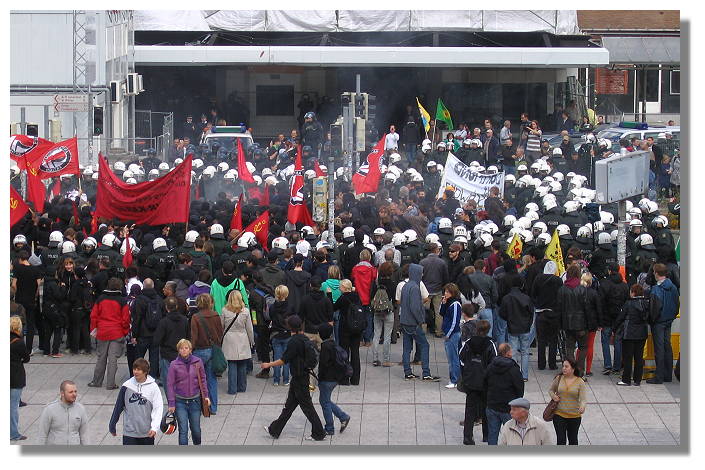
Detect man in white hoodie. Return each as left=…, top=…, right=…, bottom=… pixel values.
left=39, top=380, right=89, bottom=445
left=108, top=358, right=164, bottom=445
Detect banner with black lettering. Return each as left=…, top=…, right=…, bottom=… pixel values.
left=436, top=152, right=504, bottom=206
left=95, top=153, right=192, bottom=225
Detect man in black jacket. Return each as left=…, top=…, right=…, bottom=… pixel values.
left=299, top=277, right=334, bottom=350
left=316, top=324, right=351, bottom=436
left=263, top=315, right=327, bottom=441
left=499, top=276, right=534, bottom=381
left=152, top=296, right=189, bottom=390
left=531, top=261, right=564, bottom=370
left=598, top=263, right=630, bottom=374
left=484, top=343, right=524, bottom=445
left=131, top=278, right=164, bottom=381
left=285, top=254, right=311, bottom=315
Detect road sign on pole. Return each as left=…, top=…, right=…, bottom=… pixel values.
left=53, top=94, right=89, bottom=112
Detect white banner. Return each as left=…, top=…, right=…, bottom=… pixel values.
left=436, top=152, right=504, bottom=207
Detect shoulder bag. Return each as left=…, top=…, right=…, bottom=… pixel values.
left=543, top=376, right=561, bottom=422
left=196, top=313, right=228, bottom=375
left=195, top=361, right=211, bottom=418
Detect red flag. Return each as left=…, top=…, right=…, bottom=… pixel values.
left=241, top=210, right=270, bottom=251
left=71, top=199, right=80, bottom=225
left=352, top=135, right=385, bottom=195
left=26, top=173, right=46, bottom=214
left=261, top=183, right=270, bottom=206
left=287, top=145, right=315, bottom=226
left=25, top=137, right=80, bottom=179
left=95, top=153, right=193, bottom=225
left=314, top=160, right=326, bottom=177
left=51, top=179, right=61, bottom=198
left=10, top=135, right=53, bottom=171
left=236, top=139, right=255, bottom=184
left=230, top=194, right=243, bottom=231
left=122, top=238, right=133, bottom=269
left=90, top=213, right=98, bottom=234
left=10, top=186, right=30, bottom=226
left=247, top=186, right=262, bottom=201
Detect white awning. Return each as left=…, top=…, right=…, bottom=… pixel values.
left=134, top=45, right=608, bottom=68
left=601, top=37, right=680, bottom=65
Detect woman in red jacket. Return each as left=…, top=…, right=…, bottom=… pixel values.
left=351, top=249, right=377, bottom=347
left=88, top=277, right=131, bottom=390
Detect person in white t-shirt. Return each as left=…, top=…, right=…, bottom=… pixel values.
left=385, top=125, right=400, bottom=151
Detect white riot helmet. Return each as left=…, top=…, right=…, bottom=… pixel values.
left=152, top=237, right=167, bottom=250
left=82, top=167, right=93, bottom=176
left=61, top=241, right=76, bottom=254
left=549, top=181, right=562, bottom=193
left=272, top=237, right=289, bottom=251
left=454, top=236, right=468, bottom=246
left=525, top=203, right=539, bottom=214
left=544, top=196, right=558, bottom=211
left=373, top=227, right=386, bottom=237
left=217, top=162, right=229, bottom=172
left=92, top=172, right=99, bottom=180
left=646, top=201, right=659, bottom=214
left=238, top=232, right=257, bottom=248
left=384, top=173, right=398, bottom=183
left=392, top=233, right=406, bottom=247
left=253, top=175, right=263, bottom=185
left=556, top=224, right=572, bottom=238
left=301, top=226, right=315, bottom=239
left=174, top=158, right=184, bottom=166
left=652, top=215, right=669, bottom=227
left=125, top=178, right=137, bottom=184
left=245, top=162, right=256, bottom=174
left=13, top=234, right=28, bottom=246
left=564, top=201, right=580, bottom=213
left=638, top=198, right=651, bottom=212
left=610, top=230, right=619, bottom=243
left=438, top=217, right=453, bottom=231
left=389, top=153, right=402, bottom=164
left=519, top=230, right=534, bottom=243
left=158, top=162, right=170, bottom=171
left=516, top=217, right=532, bottom=230
left=597, top=232, right=612, bottom=245
left=81, top=237, right=97, bottom=250
left=122, top=170, right=134, bottom=179
left=304, top=170, right=317, bottom=180
left=535, top=233, right=552, bottom=246
left=120, top=237, right=139, bottom=256
left=477, top=232, right=493, bottom=248
left=342, top=226, right=355, bottom=241
left=364, top=243, right=378, bottom=255
left=426, top=233, right=440, bottom=245
left=316, top=240, right=331, bottom=251
left=210, top=224, right=224, bottom=236
left=48, top=231, right=63, bottom=245
left=636, top=233, right=655, bottom=247
left=453, top=225, right=468, bottom=238
left=113, top=161, right=126, bottom=172
left=629, top=208, right=643, bottom=220
left=436, top=164, right=444, bottom=172
left=101, top=233, right=116, bottom=248
left=503, top=214, right=517, bottom=228
left=553, top=172, right=564, bottom=182
left=182, top=230, right=198, bottom=245
left=262, top=168, right=273, bottom=177
left=593, top=221, right=605, bottom=233
left=532, top=222, right=548, bottom=235
left=577, top=226, right=592, bottom=238
left=265, top=176, right=278, bottom=186
left=625, top=200, right=634, bottom=212
left=600, top=211, right=615, bottom=225
left=403, top=229, right=418, bottom=243
left=148, top=169, right=160, bottom=180
left=411, top=174, right=424, bottom=182
left=224, top=170, right=237, bottom=181
left=517, top=164, right=528, bottom=172
left=505, top=174, right=516, bottom=185
left=525, top=211, right=539, bottom=222
left=192, top=158, right=203, bottom=169
left=202, top=166, right=216, bottom=177
left=535, top=186, right=550, bottom=198
left=629, top=219, right=643, bottom=230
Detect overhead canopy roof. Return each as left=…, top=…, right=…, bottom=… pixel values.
left=134, top=45, right=608, bottom=68
left=601, top=37, right=680, bottom=64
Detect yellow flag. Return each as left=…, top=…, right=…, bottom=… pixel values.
left=545, top=230, right=566, bottom=276
left=506, top=233, right=523, bottom=260
left=416, top=97, right=431, bottom=133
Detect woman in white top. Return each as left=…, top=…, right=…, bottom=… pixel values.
left=524, top=120, right=542, bottom=163
left=221, top=290, right=254, bottom=395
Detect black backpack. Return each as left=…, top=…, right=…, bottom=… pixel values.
left=331, top=341, right=353, bottom=383
left=190, top=253, right=209, bottom=273
left=345, top=300, right=367, bottom=334
left=144, top=297, right=164, bottom=331
left=292, top=335, right=319, bottom=377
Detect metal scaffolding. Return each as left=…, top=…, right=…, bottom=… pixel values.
left=72, top=10, right=93, bottom=165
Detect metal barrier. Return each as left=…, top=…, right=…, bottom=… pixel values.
left=74, top=137, right=158, bottom=166
left=135, top=109, right=174, bottom=160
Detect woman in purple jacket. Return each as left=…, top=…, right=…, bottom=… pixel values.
left=167, top=339, right=210, bottom=445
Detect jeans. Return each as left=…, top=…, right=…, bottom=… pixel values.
left=553, top=414, right=581, bottom=445
left=651, top=321, right=674, bottom=382
left=193, top=347, right=217, bottom=414
left=271, top=337, right=290, bottom=384
left=160, top=357, right=171, bottom=390
left=92, top=339, right=125, bottom=387
left=372, top=311, right=394, bottom=363
left=492, top=307, right=508, bottom=344
left=478, top=308, right=494, bottom=337
left=486, top=407, right=511, bottom=445
left=404, top=144, right=417, bottom=165
left=444, top=331, right=461, bottom=384
left=621, top=339, right=646, bottom=384
left=10, top=387, right=23, bottom=440
left=401, top=325, right=430, bottom=376
left=362, top=306, right=373, bottom=343
left=227, top=359, right=248, bottom=394
left=123, top=435, right=155, bottom=445
left=600, top=327, right=622, bottom=370
left=332, top=310, right=341, bottom=345
left=509, top=317, right=534, bottom=380
left=318, top=381, right=350, bottom=434
left=135, top=337, right=160, bottom=379
left=175, top=397, right=202, bottom=445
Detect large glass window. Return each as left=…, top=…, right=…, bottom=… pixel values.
left=256, top=85, right=294, bottom=116
left=670, top=70, right=680, bottom=95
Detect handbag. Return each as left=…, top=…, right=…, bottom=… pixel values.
left=543, top=376, right=561, bottom=422
left=196, top=313, right=229, bottom=375
left=195, top=361, right=211, bottom=418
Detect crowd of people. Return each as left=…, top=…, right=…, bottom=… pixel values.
left=9, top=103, right=681, bottom=446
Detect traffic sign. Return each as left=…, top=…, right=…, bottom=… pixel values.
left=53, top=94, right=89, bottom=112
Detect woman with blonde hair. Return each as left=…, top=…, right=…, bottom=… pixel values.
left=576, top=272, right=601, bottom=377
left=189, top=293, right=223, bottom=415
left=269, top=285, right=293, bottom=385
left=322, top=265, right=343, bottom=344
left=10, top=316, right=30, bottom=441
left=221, top=290, right=254, bottom=394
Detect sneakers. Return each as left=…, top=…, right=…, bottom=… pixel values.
left=602, top=368, right=612, bottom=375
left=340, top=417, right=351, bottom=433
left=256, top=369, right=270, bottom=379
left=50, top=353, right=63, bottom=358
left=272, top=382, right=279, bottom=387
left=372, top=360, right=381, bottom=367
left=284, top=381, right=290, bottom=386
left=264, top=425, right=277, bottom=439
left=405, top=373, right=419, bottom=380
left=87, top=382, right=101, bottom=388
left=106, top=385, right=119, bottom=390
left=616, top=381, right=631, bottom=386
left=444, top=383, right=457, bottom=389
left=422, top=375, right=440, bottom=382
left=585, top=372, right=593, bottom=377
left=10, top=435, right=27, bottom=441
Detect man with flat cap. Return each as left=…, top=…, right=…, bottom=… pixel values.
left=498, top=397, right=554, bottom=445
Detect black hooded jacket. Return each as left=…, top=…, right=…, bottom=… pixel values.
left=299, top=290, right=334, bottom=334
left=484, top=356, right=525, bottom=413
left=153, top=310, right=190, bottom=362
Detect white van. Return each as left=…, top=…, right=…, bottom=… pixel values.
left=597, top=123, right=680, bottom=152
left=202, top=125, right=254, bottom=154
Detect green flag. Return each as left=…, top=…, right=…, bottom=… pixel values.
left=435, top=98, right=453, bottom=130
left=675, top=237, right=680, bottom=263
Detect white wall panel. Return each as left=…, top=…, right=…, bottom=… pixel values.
left=11, top=12, right=74, bottom=84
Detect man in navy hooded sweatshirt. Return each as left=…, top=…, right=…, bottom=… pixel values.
left=647, top=263, right=680, bottom=384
